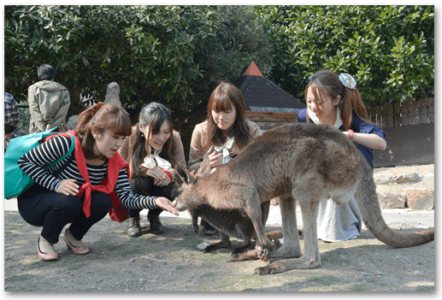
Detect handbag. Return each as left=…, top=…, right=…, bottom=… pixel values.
left=4, top=127, right=75, bottom=199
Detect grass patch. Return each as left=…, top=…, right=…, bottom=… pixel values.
left=5, top=274, right=34, bottom=283
left=197, top=273, right=266, bottom=292
left=416, top=286, right=434, bottom=292
left=306, top=275, right=341, bottom=286
left=26, top=259, right=57, bottom=269
left=67, top=262, right=88, bottom=271
left=200, top=252, right=230, bottom=262
left=349, top=283, right=369, bottom=292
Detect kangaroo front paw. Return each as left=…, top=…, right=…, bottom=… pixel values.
left=273, top=239, right=282, bottom=249
left=257, top=247, right=270, bottom=261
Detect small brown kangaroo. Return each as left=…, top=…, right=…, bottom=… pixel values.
left=179, top=167, right=284, bottom=261
left=189, top=203, right=284, bottom=261
left=174, top=123, right=434, bottom=275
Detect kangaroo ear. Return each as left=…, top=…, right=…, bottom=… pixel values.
left=196, top=157, right=211, bottom=177
left=175, top=162, right=196, bottom=184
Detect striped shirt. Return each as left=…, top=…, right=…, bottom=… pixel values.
left=17, top=135, right=158, bottom=210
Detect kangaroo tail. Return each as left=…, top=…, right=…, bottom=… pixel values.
left=355, top=160, right=434, bottom=248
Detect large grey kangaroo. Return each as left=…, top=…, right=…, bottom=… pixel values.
left=174, top=123, right=434, bottom=275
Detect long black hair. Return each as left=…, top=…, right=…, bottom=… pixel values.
left=129, top=102, right=174, bottom=179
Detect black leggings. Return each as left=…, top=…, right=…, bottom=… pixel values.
left=17, top=184, right=112, bottom=244
left=129, top=176, right=174, bottom=218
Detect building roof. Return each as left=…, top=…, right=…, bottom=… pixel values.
left=236, top=62, right=305, bottom=113
left=242, top=61, right=263, bottom=77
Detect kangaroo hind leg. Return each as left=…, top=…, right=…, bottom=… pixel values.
left=254, top=197, right=321, bottom=275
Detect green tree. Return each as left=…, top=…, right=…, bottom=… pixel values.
left=5, top=5, right=273, bottom=134
left=256, top=5, right=434, bottom=106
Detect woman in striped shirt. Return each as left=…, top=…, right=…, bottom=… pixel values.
left=17, top=103, right=178, bottom=261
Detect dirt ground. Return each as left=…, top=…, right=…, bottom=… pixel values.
left=3, top=164, right=435, bottom=292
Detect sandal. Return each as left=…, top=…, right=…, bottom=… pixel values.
left=63, top=229, right=90, bottom=255
left=37, top=236, right=59, bottom=261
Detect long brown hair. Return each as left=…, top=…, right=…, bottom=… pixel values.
left=76, top=103, right=132, bottom=159
left=128, top=102, right=174, bottom=180
left=305, top=69, right=373, bottom=130
left=205, top=82, right=251, bottom=150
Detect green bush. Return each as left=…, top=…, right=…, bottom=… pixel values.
left=256, top=5, right=434, bottom=105
left=5, top=5, right=273, bottom=128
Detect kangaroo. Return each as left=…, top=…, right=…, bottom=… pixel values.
left=181, top=165, right=285, bottom=261
left=190, top=203, right=284, bottom=261
left=174, top=123, right=434, bottom=275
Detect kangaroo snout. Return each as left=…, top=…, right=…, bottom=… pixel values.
left=174, top=198, right=188, bottom=212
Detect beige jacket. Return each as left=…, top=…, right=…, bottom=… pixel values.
left=119, top=125, right=187, bottom=180
left=28, top=80, right=71, bottom=133
left=188, top=119, right=262, bottom=172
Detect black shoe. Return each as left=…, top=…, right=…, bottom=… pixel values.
left=148, top=215, right=164, bottom=235
left=127, top=217, right=142, bottom=237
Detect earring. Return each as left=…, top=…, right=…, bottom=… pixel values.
left=93, top=135, right=97, bottom=139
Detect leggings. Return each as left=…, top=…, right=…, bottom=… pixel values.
left=17, top=184, right=112, bottom=244
left=129, top=176, right=174, bottom=218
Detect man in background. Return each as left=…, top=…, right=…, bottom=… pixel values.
left=28, top=64, right=71, bottom=133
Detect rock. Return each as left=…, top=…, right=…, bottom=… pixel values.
left=104, top=82, right=122, bottom=106
left=374, top=174, right=394, bottom=184
left=402, top=188, right=434, bottom=210
left=66, top=115, right=78, bottom=130
left=377, top=192, right=406, bottom=209
left=197, top=241, right=210, bottom=251
left=394, top=173, right=422, bottom=184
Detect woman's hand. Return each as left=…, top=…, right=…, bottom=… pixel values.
left=154, top=175, right=171, bottom=187
left=145, top=166, right=167, bottom=180
left=208, top=152, right=223, bottom=168
left=142, top=165, right=171, bottom=187
left=155, top=197, right=179, bottom=216
left=343, top=131, right=387, bottom=150
left=56, top=179, right=79, bottom=196
left=342, top=131, right=352, bottom=139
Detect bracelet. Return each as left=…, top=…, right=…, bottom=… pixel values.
left=348, top=129, right=354, bottom=140
left=163, top=170, right=173, bottom=182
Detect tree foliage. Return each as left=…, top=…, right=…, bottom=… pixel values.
left=255, top=5, right=434, bottom=106
left=5, top=5, right=273, bottom=128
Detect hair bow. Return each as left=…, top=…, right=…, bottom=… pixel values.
left=92, top=102, right=103, bottom=116
left=338, top=73, right=357, bottom=89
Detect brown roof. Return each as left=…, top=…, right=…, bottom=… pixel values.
left=243, top=61, right=263, bottom=77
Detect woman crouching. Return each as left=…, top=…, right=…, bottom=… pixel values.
left=118, top=102, right=187, bottom=237
left=17, top=103, right=178, bottom=261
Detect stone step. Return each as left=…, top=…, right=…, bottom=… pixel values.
left=373, top=172, right=434, bottom=211
left=377, top=188, right=434, bottom=210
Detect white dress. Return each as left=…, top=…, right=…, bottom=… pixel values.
left=316, top=198, right=362, bottom=242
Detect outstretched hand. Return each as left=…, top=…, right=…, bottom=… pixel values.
left=155, top=197, right=179, bottom=216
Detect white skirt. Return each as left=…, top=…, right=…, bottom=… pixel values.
left=316, top=197, right=362, bottom=242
